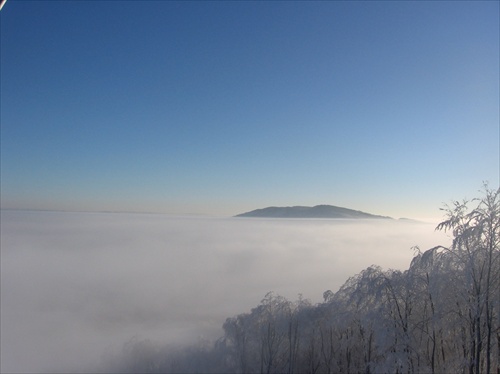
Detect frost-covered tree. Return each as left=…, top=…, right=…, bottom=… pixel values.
left=436, top=184, right=500, bottom=374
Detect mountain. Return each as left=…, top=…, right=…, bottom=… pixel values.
left=235, top=205, right=392, bottom=219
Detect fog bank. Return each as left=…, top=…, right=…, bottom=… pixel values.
left=0, top=210, right=449, bottom=373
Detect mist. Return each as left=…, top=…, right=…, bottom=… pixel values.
left=0, top=210, right=450, bottom=373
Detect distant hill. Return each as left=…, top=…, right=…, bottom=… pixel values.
left=235, top=205, right=393, bottom=219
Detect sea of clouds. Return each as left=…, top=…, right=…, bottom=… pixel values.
left=0, top=210, right=450, bottom=373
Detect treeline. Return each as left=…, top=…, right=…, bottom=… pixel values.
left=103, top=186, right=499, bottom=373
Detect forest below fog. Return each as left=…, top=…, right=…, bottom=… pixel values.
left=103, top=186, right=499, bottom=374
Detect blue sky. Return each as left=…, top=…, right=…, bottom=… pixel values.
left=1, top=1, right=498, bottom=219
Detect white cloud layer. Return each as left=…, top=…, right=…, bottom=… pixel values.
left=0, top=210, right=450, bottom=373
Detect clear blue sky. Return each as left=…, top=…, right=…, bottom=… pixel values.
left=1, top=1, right=498, bottom=220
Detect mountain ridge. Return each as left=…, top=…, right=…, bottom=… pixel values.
left=235, top=205, right=393, bottom=219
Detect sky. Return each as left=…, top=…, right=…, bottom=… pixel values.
left=1, top=1, right=499, bottom=220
